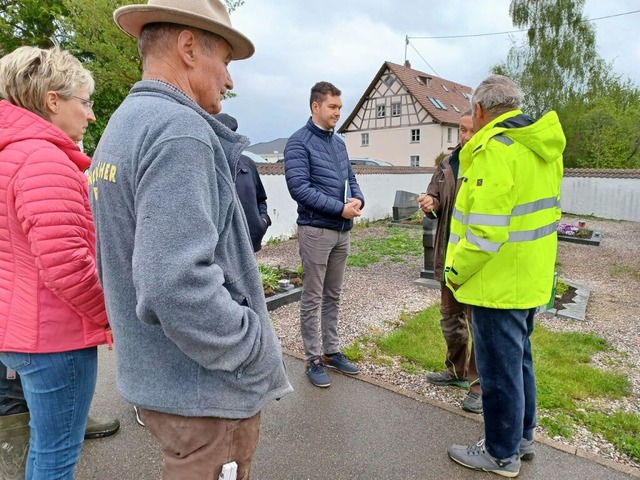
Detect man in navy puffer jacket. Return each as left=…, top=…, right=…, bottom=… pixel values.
left=284, top=81, right=365, bottom=388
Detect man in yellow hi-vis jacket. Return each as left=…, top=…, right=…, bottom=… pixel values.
left=444, top=75, right=564, bottom=478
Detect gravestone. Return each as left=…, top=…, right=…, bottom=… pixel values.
left=420, top=216, right=438, bottom=280
left=392, top=190, right=420, bottom=221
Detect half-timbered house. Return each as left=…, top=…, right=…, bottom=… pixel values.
left=338, top=61, right=473, bottom=167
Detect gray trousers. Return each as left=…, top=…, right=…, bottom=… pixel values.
left=298, top=225, right=350, bottom=360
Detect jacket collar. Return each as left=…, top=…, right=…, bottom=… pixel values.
left=305, top=117, right=333, bottom=139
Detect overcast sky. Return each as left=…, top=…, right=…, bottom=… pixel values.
left=223, top=0, right=640, bottom=146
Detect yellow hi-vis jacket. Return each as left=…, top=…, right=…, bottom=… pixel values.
left=444, top=109, right=565, bottom=309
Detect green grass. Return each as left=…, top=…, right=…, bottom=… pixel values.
left=345, top=304, right=640, bottom=461
left=348, top=227, right=422, bottom=267
left=555, top=280, right=569, bottom=297
left=375, top=309, right=446, bottom=371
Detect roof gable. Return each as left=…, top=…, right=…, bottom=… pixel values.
left=339, top=61, right=473, bottom=133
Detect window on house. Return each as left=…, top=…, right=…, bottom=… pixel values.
left=428, top=97, right=447, bottom=110
left=410, top=155, right=420, bottom=167
left=383, top=75, right=395, bottom=86
left=361, top=132, right=369, bottom=146
left=441, top=84, right=449, bottom=92
left=391, top=102, right=401, bottom=116
left=411, top=129, right=421, bottom=143
left=452, top=104, right=460, bottom=112
left=447, top=127, right=453, bottom=143
left=462, top=92, right=471, bottom=100
left=377, top=104, right=386, bottom=117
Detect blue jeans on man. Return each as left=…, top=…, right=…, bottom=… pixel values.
left=0, top=347, right=97, bottom=480
left=472, top=306, right=537, bottom=459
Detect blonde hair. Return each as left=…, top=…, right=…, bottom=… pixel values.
left=0, top=46, right=94, bottom=120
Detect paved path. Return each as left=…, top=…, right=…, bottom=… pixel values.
left=77, top=347, right=638, bottom=479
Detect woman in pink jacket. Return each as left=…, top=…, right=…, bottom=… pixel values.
left=0, top=46, right=110, bottom=479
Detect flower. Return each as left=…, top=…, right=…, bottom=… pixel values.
left=557, top=223, right=579, bottom=236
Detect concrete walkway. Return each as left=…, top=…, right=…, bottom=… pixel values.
left=77, top=347, right=638, bottom=479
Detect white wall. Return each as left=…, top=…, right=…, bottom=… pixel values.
left=260, top=171, right=640, bottom=243
left=561, top=177, right=640, bottom=222
left=260, top=172, right=433, bottom=242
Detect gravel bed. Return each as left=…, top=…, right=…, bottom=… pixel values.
left=256, top=217, right=640, bottom=471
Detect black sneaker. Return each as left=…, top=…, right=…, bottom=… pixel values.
left=322, top=352, right=359, bottom=375
left=520, top=437, right=535, bottom=461
left=461, top=391, right=483, bottom=414
left=426, top=370, right=469, bottom=388
left=305, top=357, right=331, bottom=387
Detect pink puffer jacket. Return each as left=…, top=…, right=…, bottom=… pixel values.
left=0, top=100, right=109, bottom=353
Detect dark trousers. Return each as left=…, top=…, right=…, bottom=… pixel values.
left=440, top=285, right=480, bottom=392
left=0, top=364, right=27, bottom=416
left=472, top=306, right=537, bottom=460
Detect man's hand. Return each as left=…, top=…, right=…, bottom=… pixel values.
left=342, top=198, right=362, bottom=219
left=417, top=193, right=435, bottom=213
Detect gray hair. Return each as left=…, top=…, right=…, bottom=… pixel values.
left=138, top=23, right=224, bottom=68
left=0, top=46, right=94, bottom=120
left=471, top=74, right=523, bottom=119
left=461, top=108, right=472, bottom=117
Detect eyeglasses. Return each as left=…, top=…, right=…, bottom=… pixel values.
left=70, top=95, right=94, bottom=110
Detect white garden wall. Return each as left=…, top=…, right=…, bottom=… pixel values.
left=257, top=166, right=640, bottom=243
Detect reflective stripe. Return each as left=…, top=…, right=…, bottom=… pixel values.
left=493, top=134, right=514, bottom=146
left=512, top=197, right=559, bottom=217
left=454, top=197, right=559, bottom=227
left=467, top=213, right=510, bottom=227
left=449, top=233, right=460, bottom=245
left=466, top=230, right=502, bottom=252
left=508, top=222, right=558, bottom=242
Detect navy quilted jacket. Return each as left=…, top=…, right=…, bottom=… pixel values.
left=284, top=118, right=365, bottom=232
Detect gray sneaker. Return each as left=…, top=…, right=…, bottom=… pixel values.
left=520, top=438, right=535, bottom=461
left=426, top=370, right=469, bottom=388
left=461, top=391, right=483, bottom=414
left=448, top=439, right=521, bottom=478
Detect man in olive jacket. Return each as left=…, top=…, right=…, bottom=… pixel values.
left=417, top=110, right=481, bottom=414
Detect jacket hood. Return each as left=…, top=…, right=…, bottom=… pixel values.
left=460, top=109, right=566, bottom=172
left=0, top=100, right=89, bottom=170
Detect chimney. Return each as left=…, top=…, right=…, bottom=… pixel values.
left=404, top=59, right=411, bottom=69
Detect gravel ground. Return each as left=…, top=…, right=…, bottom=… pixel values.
left=256, top=216, right=640, bottom=471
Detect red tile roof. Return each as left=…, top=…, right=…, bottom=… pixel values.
left=338, top=61, right=473, bottom=133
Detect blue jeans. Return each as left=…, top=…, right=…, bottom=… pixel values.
left=472, top=307, right=537, bottom=460
left=0, top=347, right=97, bottom=480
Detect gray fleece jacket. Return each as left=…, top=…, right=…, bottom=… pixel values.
left=89, top=80, right=292, bottom=418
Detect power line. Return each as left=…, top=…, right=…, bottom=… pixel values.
left=407, top=41, right=441, bottom=77
left=408, top=9, right=640, bottom=40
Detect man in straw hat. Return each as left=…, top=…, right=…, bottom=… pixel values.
left=89, top=1, right=293, bottom=477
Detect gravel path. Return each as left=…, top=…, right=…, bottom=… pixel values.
left=256, top=216, right=640, bottom=471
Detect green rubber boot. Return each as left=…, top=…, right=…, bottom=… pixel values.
left=0, top=412, right=30, bottom=480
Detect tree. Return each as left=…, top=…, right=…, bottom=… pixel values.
left=494, top=0, right=598, bottom=118
left=494, top=0, right=640, bottom=169
left=0, top=0, right=68, bottom=52
left=1, top=0, right=246, bottom=154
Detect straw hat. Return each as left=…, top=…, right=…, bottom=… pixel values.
left=114, top=0, right=254, bottom=60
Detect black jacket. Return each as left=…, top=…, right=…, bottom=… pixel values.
left=236, top=154, right=271, bottom=252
